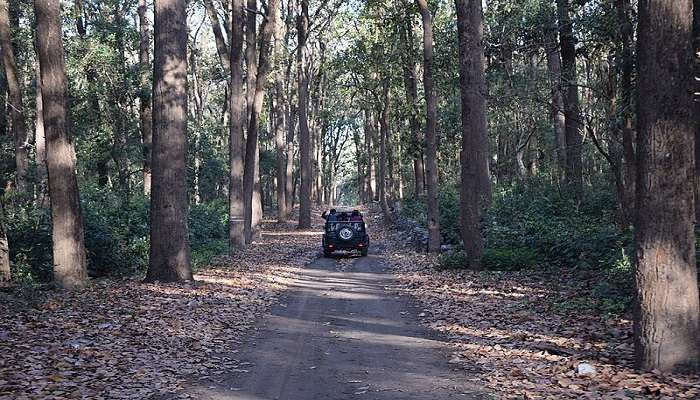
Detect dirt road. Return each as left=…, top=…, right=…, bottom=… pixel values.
left=183, top=250, right=484, bottom=400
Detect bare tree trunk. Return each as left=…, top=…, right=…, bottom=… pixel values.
left=634, top=0, right=700, bottom=373
left=243, top=0, right=279, bottom=242
left=0, top=46, right=6, bottom=140
left=297, top=0, right=311, bottom=229
left=455, top=0, right=487, bottom=269
left=556, top=0, right=583, bottom=197
left=139, top=0, right=153, bottom=196
left=204, top=0, right=230, bottom=74
left=353, top=128, right=365, bottom=202
left=542, top=10, right=567, bottom=184
left=0, top=0, right=29, bottom=194
left=34, top=59, right=47, bottom=206
left=365, top=110, right=376, bottom=202
left=616, top=0, right=635, bottom=227
left=399, top=13, right=425, bottom=198
left=274, top=63, right=287, bottom=221
left=34, top=0, right=87, bottom=289
left=243, top=0, right=262, bottom=235
left=416, top=0, right=441, bottom=253
left=0, top=200, right=10, bottom=283
left=145, top=0, right=192, bottom=282
left=378, top=81, right=391, bottom=220
left=692, top=0, right=700, bottom=223
left=229, top=0, right=246, bottom=249
left=286, top=104, right=296, bottom=212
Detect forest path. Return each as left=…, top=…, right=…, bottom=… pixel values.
left=182, top=246, right=485, bottom=400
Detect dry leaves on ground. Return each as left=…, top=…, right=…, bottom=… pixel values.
left=371, top=210, right=700, bottom=400
left=0, top=218, right=320, bottom=400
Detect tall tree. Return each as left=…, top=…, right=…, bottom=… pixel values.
left=377, top=80, right=391, bottom=219
left=555, top=0, right=583, bottom=196
left=297, top=0, right=311, bottom=229
left=0, top=0, right=29, bottom=194
left=693, top=0, right=700, bottom=220
left=398, top=8, right=425, bottom=198
left=364, top=108, right=376, bottom=201
left=138, top=0, right=153, bottom=195
left=243, top=0, right=280, bottom=242
left=34, top=58, right=47, bottom=205
left=0, top=200, right=9, bottom=283
left=274, top=18, right=287, bottom=222
left=455, top=0, right=488, bottom=269
left=203, top=0, right=231, bottom=74
left=616, top=0, right=636, bottom=226
left=542, top=7, right=566, bottom=183
left=34, top=0, right=87, bottom=289
left=416, top=0, right=440, bottom=253
left=229, top=0, right=246, bottom=249
left=145, top=0, right=192, bottom=282
left=634, top=0, right=700, bottom=373
left=245, top=0, right=263, bottom=237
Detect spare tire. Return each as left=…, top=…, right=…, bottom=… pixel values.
left=338, top=226, right=354, bottom=241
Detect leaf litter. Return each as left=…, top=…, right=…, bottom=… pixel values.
left=368, top=208, right=700, bottom=400
left=0, top=218, right=319, bottom=400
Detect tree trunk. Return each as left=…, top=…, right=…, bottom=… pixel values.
left=634, top=0, right=700, bottom=373
left=243, top=0, right=279, bottom=241
left=542, top=10, right=567, bottom=184
left=34, top=0, right=87, bottom=289
left=556, top=0, right=583, bottom=196
left=285, top=104, right=296, bottom=212
left=138, top=0, right=153, bottom=196
left=0, top=0, right=29, bottom=194
left=616, top=0, right=636, bottom=227
left=229, top=0, right=246, bottom=249
left=364, top=109, right=376, bottom=202
left=455, top=0, right=487, bottom=269
left=145, top=0, right=192, bottom=282
left=0, top=46, right=6, bottom=140
left=111, top=2, right=129, bottom=197
left=297, top=0, right=311, bottom=229
left=34, top=59, right=47, bottom=206
left=399, top=14, right=425, bottom=198
left=416, top=0, right=441, bottom=253
left=378, top=81, right=391, bottom=220
left=203, top=0, right=230, bottom=74
left=692, top=0, right=700, bottom=221
left=353, top=128, right=365, bottom=203
left=244, top=0, right=263, bottom=237
left=274, top=71, right=287, bottom=221
left=0, top=200, right=10, bottom=283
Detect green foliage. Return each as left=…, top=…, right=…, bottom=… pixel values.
left=6, top=187, right=232, bottom=283
left=437, top=251, right=469, bottom=270
left=482, top=246, right=539, bottom=271
left=485, top=179, right=630, bottom=271
left=189, top=200, right=229, bottom=269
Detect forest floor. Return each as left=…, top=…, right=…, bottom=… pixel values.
left=374, top=210, right=700, bottom=399
left=0, top=215, right=318, bottom=399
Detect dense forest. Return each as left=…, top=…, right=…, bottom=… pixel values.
left=1, top=0, right=699, bottom=383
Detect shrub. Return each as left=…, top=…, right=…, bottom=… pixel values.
left=437, top=251, right=469, bottom=270
left=482, top=247, right=539, bottom=271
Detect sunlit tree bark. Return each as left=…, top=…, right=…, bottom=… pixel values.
left=634, top=0, right=700, bottom=373
left=145, top=0, right=192, bottom=282
left=34, top=0, right=88, bottom=289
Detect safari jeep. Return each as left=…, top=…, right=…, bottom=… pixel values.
left=322, top=215, right=370, bottom=257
